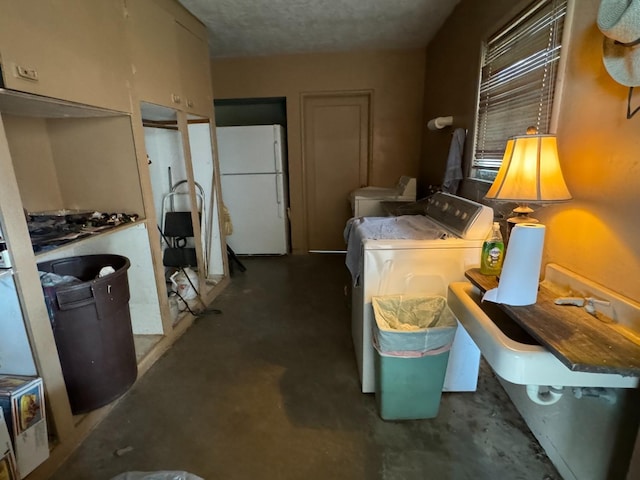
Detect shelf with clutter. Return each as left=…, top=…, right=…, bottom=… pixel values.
left=0, top=87, right=164, bottom=330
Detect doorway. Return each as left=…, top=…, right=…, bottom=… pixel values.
left=302, top=92, right=371, bottom=251
left=214, top=97, right=287, bottom=127
left=213, top=97, right=291, bottom=256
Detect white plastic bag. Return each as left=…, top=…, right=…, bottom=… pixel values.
left=39, top=271, right=81, bottom=287
left=170, top=268, right=199, bottom=300
left=110, top=472, right=204, bottom=480
left=372, top=295, right=457, bottom=354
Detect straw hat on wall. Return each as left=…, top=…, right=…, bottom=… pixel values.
left=597, top=0, right=640, bottom=87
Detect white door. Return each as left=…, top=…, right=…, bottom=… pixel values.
left=221, top=173, right=287, bottom=255
left=216, top=125, right=282, bottom=174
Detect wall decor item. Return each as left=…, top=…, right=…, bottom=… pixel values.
left=597, top=0, right=640, bottom=118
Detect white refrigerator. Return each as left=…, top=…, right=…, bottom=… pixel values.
left=216, top=125, right=289, bottom=255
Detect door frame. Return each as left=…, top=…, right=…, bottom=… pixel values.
left=299, top=90, right=373, bottom=252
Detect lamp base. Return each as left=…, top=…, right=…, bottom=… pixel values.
left=507, top=204, right=538, bottom=225
left=506, top=205, right=538, bottom=239
left=507, top=215, right=539, bottom=225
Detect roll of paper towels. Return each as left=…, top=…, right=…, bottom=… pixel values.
left=482, top=223, right=546, bottom=306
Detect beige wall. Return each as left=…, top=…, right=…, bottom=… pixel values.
left=422, top=0, right=640, bottom=478
left=548, top=0, right=640, bottom=301
left=423, top=0, right=640, bottom=302
left=211, top=49, right=426, bottom=253
left=420, top=0, right=524, bottom=192
left=4, top=115, right=64, bottom=212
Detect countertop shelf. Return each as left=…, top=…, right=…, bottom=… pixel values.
left=33, top=220, right=145, bottom=259
left=465, top=268, right=640, bottom=377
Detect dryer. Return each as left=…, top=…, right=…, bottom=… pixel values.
left=345, top=192, right=494, bottom=393
left=349, top=176, right=416, bottom=217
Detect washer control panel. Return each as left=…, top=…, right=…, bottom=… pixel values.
left=424, top=193, right=493, bottom=239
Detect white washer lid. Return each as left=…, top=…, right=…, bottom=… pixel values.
left=350, top=177, right=417, bottom=202
left=350, top=186, right=399, bottom=201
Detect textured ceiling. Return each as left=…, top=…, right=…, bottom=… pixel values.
left=178, top=0, right=461, bottom=58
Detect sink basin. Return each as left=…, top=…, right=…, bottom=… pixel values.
left=447, top=281, right=639, bottom=388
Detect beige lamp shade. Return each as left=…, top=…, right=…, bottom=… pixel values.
left=485, top=134, right=572, bottom=203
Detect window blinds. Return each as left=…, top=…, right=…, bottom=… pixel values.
left=473, top=0, right=567, bottom=172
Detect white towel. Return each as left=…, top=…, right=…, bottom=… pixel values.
left=442, top=128, right=466, bottom=194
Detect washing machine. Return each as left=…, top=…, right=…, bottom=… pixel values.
left=345, top=192, right=494, bottom=393
left=349, top=176, right=416, bottom=217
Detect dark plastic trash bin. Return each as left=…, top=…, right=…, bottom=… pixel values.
left=38, top=254, right=137, bottom=414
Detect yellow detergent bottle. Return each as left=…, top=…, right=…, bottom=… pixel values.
left=480, top=222, right=504, bottom=275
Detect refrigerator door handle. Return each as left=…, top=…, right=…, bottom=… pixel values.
left=273, top=139, right=281, bottom=173
left=275, top=175, right=283, bottom=218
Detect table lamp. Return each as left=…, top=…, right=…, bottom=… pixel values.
left=484, top=127, right=571, bottom=225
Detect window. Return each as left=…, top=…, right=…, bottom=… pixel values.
left=472, top=0, right=568, bottom=181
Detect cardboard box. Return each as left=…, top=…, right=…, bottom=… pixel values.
left=0, top=376, right=48, bottom=478
left=0, top=408, right=18, bottom=480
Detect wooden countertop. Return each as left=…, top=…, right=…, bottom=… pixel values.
left=465, top=268, right=640, bottom=377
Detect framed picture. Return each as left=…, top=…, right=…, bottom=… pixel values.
left=11, top=384, right=43, bottom=435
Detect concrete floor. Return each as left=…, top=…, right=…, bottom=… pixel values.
left=50, top=255, right=560, bottom=480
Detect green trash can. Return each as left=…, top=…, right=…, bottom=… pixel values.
left=372, top=295, right=457, bottom=420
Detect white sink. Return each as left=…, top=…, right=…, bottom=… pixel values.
left=447, top=276, right=639, bottom=388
